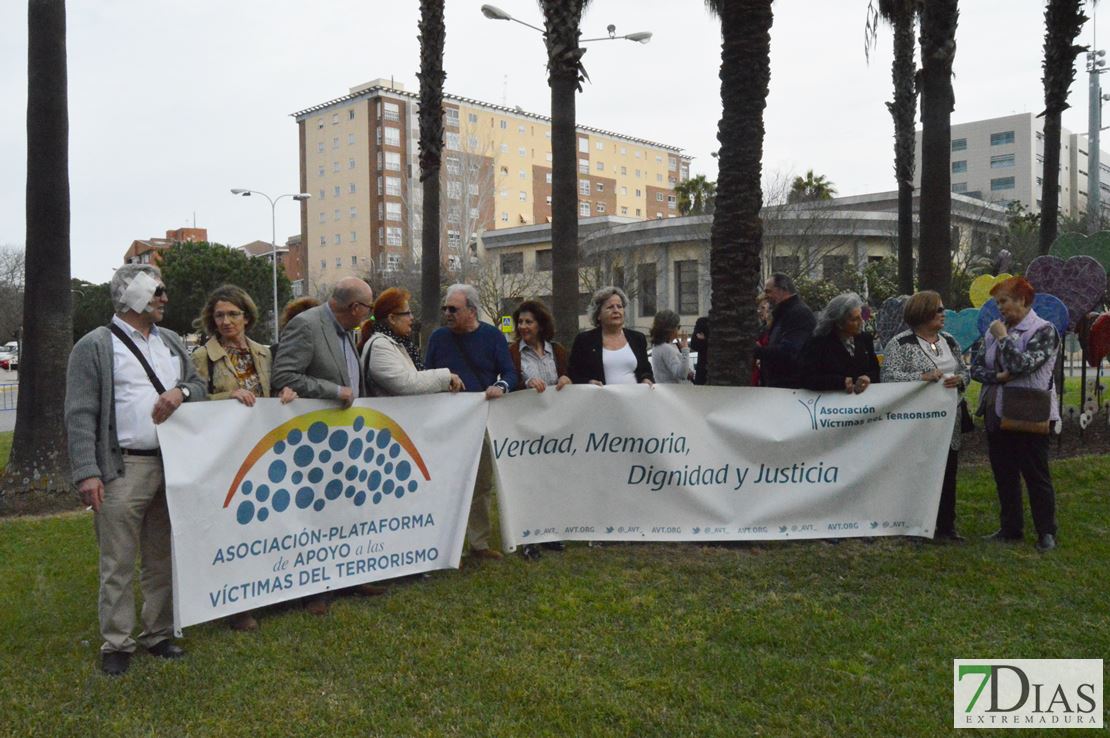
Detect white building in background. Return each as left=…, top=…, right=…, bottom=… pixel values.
left=913, top=112, right=1110, bottom=219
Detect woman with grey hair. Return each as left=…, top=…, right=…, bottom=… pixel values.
left=800, top=292, right=879, bottom=394
left=568, top=286, right=654, bottom=385
left=649, top=310, right=692, bottom=384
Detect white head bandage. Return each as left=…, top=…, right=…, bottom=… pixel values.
left=121, top=271, right=161, bottom=313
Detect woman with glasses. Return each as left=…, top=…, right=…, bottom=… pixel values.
left=881, top=290, right=970, bottom=542
left=192, top=284, right=297, bottom=631
left=358, top=287, right=463, bottom=397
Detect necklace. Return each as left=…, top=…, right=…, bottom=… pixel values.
left=916, top=333, right=942, bottom=356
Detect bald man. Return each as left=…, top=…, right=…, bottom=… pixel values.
left=270, top=277, right=385, bottom=610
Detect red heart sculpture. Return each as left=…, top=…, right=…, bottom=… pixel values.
left=1088, top=313, right=1110, bottom=367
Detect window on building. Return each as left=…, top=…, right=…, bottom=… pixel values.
left=447, top=207, right=461, bottom=223
left=990, top=131, right=1015, bottom=146
left=385, top=152, right=401, bottom=171
left=519, top=191, right=527, bottom=201
left=317, top=118, right=324, bottom=129
left=595, top=141, right=605, bottom=151
left=348, top=158, right=356, bottom=170
left=656, top=192, right=664, bottom=202
left=596, top=202, right=607, bottom=213
left=579, top=180, right=591, bottom=196
left=674, top=260, right=698, bottom=315
left=545, top=195, right=552, bottom=204
left=321, top=259, right=326, bottom=269
left=350, top=206, right=357, bottom=218
left=578, top=138, right=589, bottom=153
left=444, top=108, right=459, bottom=125
left=620, top=186, right=628, bottom=195
left=317, top=142, right=325, bottom=153
left=951, top=138, right=967, bottom=152
left=332, top=137, right=340, bottom=150
left=518, top=124, right=526, bottom=134
left=620, top=206, right=628, bottom=215
left=500, top=120, right=508, bottom=129
left=990, top=176, right=1015, bottom=191
left=348, top=109, right=355, bottom=120
left=386, top=227, right=402, bottom=246
left=952, top=182, right=968, bottom=193
left=518, top=147, right=527, bottom=157
left=578, top=159, right=589, bottom=174
left=772, top=255, right=800, bottom=275
left=990, top=154, right=1015, bottom=169
left=597, top=161, right=605, bottom=172
left=334, top=209, right=341, bottom=221
left=334, top=234, right=342, bottom=245
left=596, top=182, right=604, bottom=192
left=635, top=189, right=642, bottom=197
left=333, top=185, right=341, bottom=197
left=638, top=263, right=657, bottom=317
left=468, top=183, right=479, bottom=196
left=318, top=212, right=326, bottom=223
left=349, top=183, right=357, bottom=194
left=332, top=113, right=339, bottom=125
left=501, top=211, right=509, bottom=222
left=319, top=236, right=326, bottom=246
left=348, top=133, right=356, bottom=145
left=579, top=201, right=591, bottom=216
left=319, top=189, right=325, bottom=200
left=822, top=255, right=849, bottom=280
left=385, top=176, right=401, bottom=196
left=383, top=102, right=400, bottom=122
left=535, top=249, right=552, bottom=271
left=447, top=230, right=461, bottom=249
left=951, top=160, right=967, bottom=174
left=350, top=231, right=357, bottom=243
left=386, top=202, right=402, bottom=221
left=333, top=161, right=341, bottom=173
left=519, top=169, right=526, bottom=179
left=657, top=174, right=664, bottom=183
left=468, top=113, right=478, bottom=123
left=635, top=169, right=641, bottom=178
left=447, top=181, right=462, bottom=199
left=500, top=252, right=524, bottom=274
left=446, top=132, right=460, bottom=150
left=384, top=127, right=401, bottom=147
left=445, top=156, right=461, bottom=175
left=318, top=165, right=325, bottom=177
left=545, top=172, right=552, bottom=184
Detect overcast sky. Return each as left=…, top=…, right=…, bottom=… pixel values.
left=0, top=0, right=1096, bottom=283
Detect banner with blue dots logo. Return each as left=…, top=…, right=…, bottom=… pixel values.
left=158, top=394, right=488, bottom=631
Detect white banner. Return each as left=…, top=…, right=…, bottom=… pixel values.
left=488, top=383, right=955, bottom=548
left=158, top=395, right=487, bottom=630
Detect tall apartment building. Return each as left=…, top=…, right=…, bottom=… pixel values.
left=913, top=112, right=1110, bottom=219
left=291, top=79, right=692, bottom=292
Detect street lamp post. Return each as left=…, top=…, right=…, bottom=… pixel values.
left=480, top=3, right=651, bottom=344
left=1086, top=49, right=1110, bottom=235
left=230, top=188, right=311, bottom=341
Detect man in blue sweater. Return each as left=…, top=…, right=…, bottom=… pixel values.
left=426, top=283, right=517, bottom=560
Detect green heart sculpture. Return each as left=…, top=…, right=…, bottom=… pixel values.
left=1051, top=231, right=1110, bottom=273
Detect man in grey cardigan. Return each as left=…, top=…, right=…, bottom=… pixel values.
left=65, top=264, right=207, bottom=676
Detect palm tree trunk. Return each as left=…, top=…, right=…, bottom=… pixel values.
left=707, top=0, right=773, bottom=387
left=418, top=0, right=445, bottom=348
left=890, top=6, right=917, bottom=295
left=1038, top=0, right=1087, bottom=255
left=2, top=0, right=73, bottom=509
left=917, top=0, right=958, bottom=302
left=541, top=0, right=589, bottom=346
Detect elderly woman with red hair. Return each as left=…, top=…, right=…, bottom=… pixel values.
left=970, top=277, right=1061, bottom=553
left=358, top=288, right=463, bottom=396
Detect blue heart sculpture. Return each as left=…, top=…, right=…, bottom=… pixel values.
left=977, top=293, right=1070, bottom=337
left=943, top=308, right=981, bottom=352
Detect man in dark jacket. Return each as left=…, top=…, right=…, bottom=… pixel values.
left=753, top=273, right=816, bottom=388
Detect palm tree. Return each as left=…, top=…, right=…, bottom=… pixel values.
left=917, top=0, right=958, bottom=302
left=1, top=0, right=73, bottom=508
left=1038, top=0, right=1088, bottom=255
left=417, top=0, right=446, bottom=349
left=787, top=169, right=837, bottom=203
left=674, top=174, right=717, bottom=215
left=867, top=0, right=920, bottom=294
left=704, top=0, right=774, bottom=387
left=538, top=0, right=591, bottom=345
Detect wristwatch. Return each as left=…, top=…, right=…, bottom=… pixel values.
left=177, top=384, right=191, bottom=400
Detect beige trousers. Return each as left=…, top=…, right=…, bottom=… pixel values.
left=466, top=435, right=495, bottom=551
left=94, top=455, right=174, bottom=653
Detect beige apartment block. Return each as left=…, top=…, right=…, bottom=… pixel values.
left=912, top=112, right=1110, bottom=219
left=291, top=78, right=691, bottom=294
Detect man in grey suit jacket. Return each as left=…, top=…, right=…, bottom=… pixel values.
left=271, top=277, right=374, bottom=407
left=269, top=276, right=384, bottom=609
left=65, top=264, right=207, bottom=676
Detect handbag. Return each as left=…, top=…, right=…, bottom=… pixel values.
left=958, top=398, right=975, bottom=433
left=999, top=386, right=1052, bottom=434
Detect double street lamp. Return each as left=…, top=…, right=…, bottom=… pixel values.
left=230, top=188, right=311, bottom=341
left=479, top=5, right=652, bottom=44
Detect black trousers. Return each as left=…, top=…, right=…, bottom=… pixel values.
left=986, top=430, right=1057, bottom=536
left=935, top=449, right=959, bottom=534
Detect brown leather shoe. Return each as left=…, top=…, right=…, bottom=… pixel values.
left=353, top=583, right=388, bottom=596
left=471, top=548, right=503, bottom=561
left=228, top=611, right=259, bottom=631
left=304, top=595, right=329, bottom=615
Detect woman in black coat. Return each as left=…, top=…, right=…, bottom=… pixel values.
left=568, top=286, right=654, bottom=386
left=801, top=292, right=880, bottom=394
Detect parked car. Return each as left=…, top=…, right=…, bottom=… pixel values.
left=0, top=356, right=16, bottom=371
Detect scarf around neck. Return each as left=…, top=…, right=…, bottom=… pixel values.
left=378, top=324, right=424, bottom=370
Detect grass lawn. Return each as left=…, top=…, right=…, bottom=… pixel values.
left=0, top=429, right=11, bottom=474
left=1, top=455, right=1107, bottom=736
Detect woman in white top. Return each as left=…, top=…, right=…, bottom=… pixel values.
left=567, top=286, right=654, bottom=386
left=358, top=288, right=463, bottom=396
left=649, top=310, right=692, bottom=384
left=881, top=290, right=969, bottom=542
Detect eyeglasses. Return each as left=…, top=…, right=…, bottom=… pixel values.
left=154, top=286, right=166, bottom=297
left=441, top=305, right=459, bottom=314
left=391, top=311, right=413, bottom=317
left=214, top=310, right=244, bottom=321
left=935, top=307, right=946, bottom=315
left=351, top=301, right=373, bottom=312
